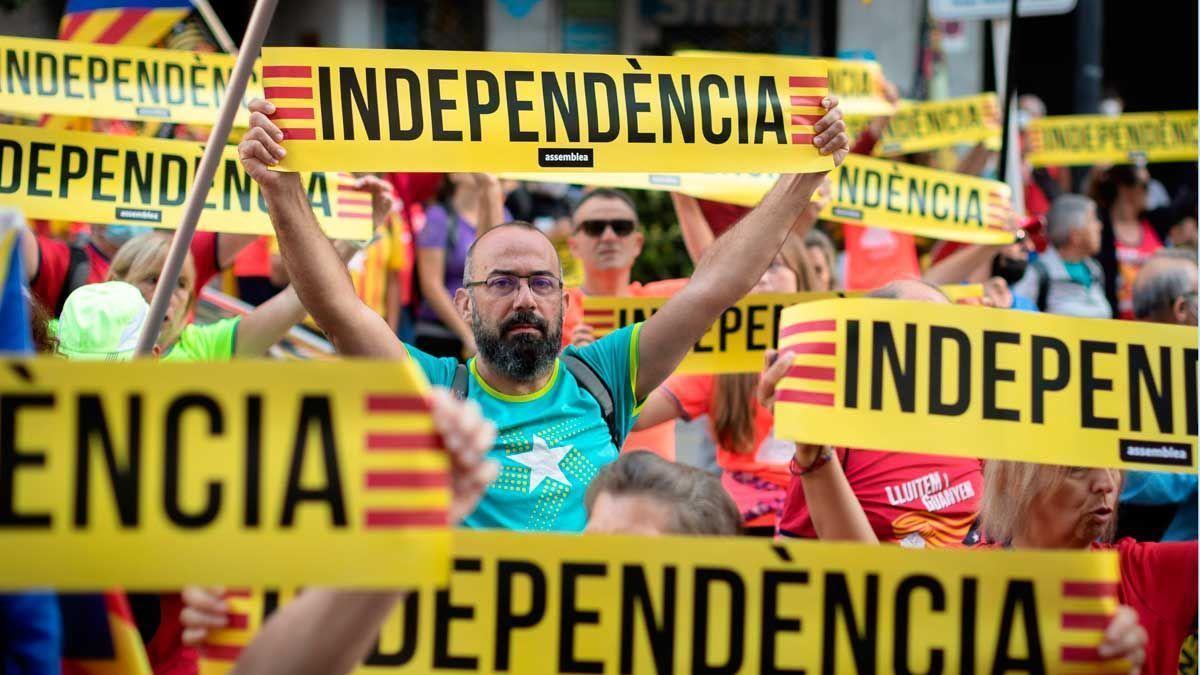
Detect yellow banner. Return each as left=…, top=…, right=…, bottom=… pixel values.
left=199, top=530, right=1121, bottom=674
left=582, top=287, right=983, bottom=375
left=675, top=50, right=897, bottom=118
left=1027, top=111, right=1199, bottom=166
left=505, top=153, right=1015, bottom=244
left=0, top=358, right=449, bottom=589
left=0, top=36, right=260, bottom=127
left=260, top=48, right=835, bottom=173
left=775, top=299, right=1198, bottom=473
left=0, top=124, right=372, bottom=239
left=857, top=94, right=1002, bottom=156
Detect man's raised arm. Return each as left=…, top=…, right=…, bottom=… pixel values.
left=634, top=97, right=849, bottom=399
left=239, top=99, right=405, bottom=359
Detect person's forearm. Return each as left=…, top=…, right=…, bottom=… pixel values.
left=217, top=233, right=262, bottom=270
left=801, top=451, right=878, bottom=543
left=419, top=278, right=471, bottom=340
left=235, top=285, right=308, bottom=356
left=231, top=590, right=403, bottom=675
left=922, top=243, right=1000, bottom=284
left=671, top=193, right=716, bottom=263
left=477, top=178, right=506, bottom=233
left=955, top=143, right=995, bottom=177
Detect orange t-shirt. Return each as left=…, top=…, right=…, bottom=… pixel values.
left=663, top=373, right=790, bottom=484
left=564, top=279, right=689, bottom=461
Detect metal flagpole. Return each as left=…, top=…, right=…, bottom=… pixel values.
left=134, top=0, right=279, bottom=356
left=190, top=0, right=240, bottom=55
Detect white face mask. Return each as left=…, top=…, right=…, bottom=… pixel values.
left=1099, top=99, right=1122, bottom=117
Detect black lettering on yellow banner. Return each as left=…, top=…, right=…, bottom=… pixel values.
left=1027, top=112, right=1199, bottom=167
left=0, top=358, right=448, bottom=589
left=675, top=50, right=897, bottom=118
left=504, top=153, right=1015, bottom=244
left=582, top=287, right=983, bottom=375
left=0, top=124, right=370, bottom=238
left=199, top=530, right=1121, bottom=674
left=0, top=36, right=260, bottom=126
left=775, top=299, right=1198, bottom=473
left=259, top=48, right=835, bottom=173
left=860, top=94, right=1001, bottom=156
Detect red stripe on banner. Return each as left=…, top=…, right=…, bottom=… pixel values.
left=783, top=342, right=836, bottom=356
left=1061, top=613, right=1112, bottom=630
left=791, top=95, right=824, bottom=107
left=789, top=76, right=828, bottom=88
left=1062, top=581, right=1120, bottom=598
left=791, top=114, right=822, bottom=126
left=366, top=395, right=426, bottom=413
left=337, top=210, right=372, bottom=219
left=271, top=107, right=315, bottom=120
left=367, top=432, right=442, bottom=451
left=780, top=319, right=836, bottom=337
left=59, top=11, right=90, bottom=40
left=338, top=183, right=366, bottom=192
left=203, top=644, right=243, bottom=662
left=364, top=509, right=448, bottom=528
left=588, top=322, right=615, bottom=329
left=263, top=65, right=313, bottom=78
left=787, top=365, right=835, bottom=381
left=96, top=8, right=149, bottom=43
left=223, top=589, right=252, bottom=598
left=264, top=86, right=313, bottom=99
left=339, top=198, right=372, bottom=206
left=281, top=128, right=316, bottom=140
left=1060, top=646, right=1104, bottom=662
left=792, top=133, right=815, bottom=144
left=778, top=389, right=835, bottom=406
left=226, top=613, right=249, bottom=629
left=365, top=471, right=449, bottom=489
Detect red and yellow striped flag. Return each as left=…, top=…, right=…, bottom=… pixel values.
left=59, top=0, right=192, bottom=45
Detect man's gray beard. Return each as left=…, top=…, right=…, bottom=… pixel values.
left=471, top=307, right=562, bottom=383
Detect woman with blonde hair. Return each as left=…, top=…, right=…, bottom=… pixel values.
left=107, top=231, right=318, bottom=360
left=630, top=232, right=819, bottom=535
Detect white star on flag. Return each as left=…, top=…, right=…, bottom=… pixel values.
left=509, top=434, right=572, bottom=491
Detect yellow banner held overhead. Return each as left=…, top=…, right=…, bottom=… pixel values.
left=0, top=358, right=450, bottom=589
left=675, top=50, right=897, bottom=118
left=775, top=299, right=1198, bottom=473
left=505, top=153, right=1016, bottom=245
left=1027, top=111, right=1199, bottom=166
left=259, top=48, right=835, bottom=174
left=582, top=287, right=983, bottom=375
left=199, top=530, right=1122, bottom=674
left=0, top=36, right=260, bottom=127
left=856, top=93, right=1002, bottom=156
left=0, top=124, right=372, bottom=239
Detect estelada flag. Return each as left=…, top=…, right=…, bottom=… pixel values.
left=58, top=0, right=192, bottom=45
left=60, top=591, right=153, bottom=675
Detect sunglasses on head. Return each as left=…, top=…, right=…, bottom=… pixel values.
left=576, top=219, right=636, bottom=237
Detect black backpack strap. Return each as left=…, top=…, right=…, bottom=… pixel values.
left=561, top=353, right=620, bottom=450
left=1032, top=259, right=1050, bottom=312
left=55, top=244, right=92, bottom=316
left=450, top=362, right=470, bottom=401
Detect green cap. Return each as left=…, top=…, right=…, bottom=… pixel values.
left=56, top=281, right=150, bottom=361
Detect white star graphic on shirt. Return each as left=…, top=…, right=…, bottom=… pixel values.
left=509, top=434, right=572, bottom=491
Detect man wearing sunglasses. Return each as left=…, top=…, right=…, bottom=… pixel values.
left=238, top=95, right=849, bottom=534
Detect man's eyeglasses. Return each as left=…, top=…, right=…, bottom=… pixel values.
left=464, top=273, right=563, bottom=297
left=576, top=219, right=637, bottom=237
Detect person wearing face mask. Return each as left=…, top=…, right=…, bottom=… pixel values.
left=1088, top=165, right=1165, bottom=319
left=924, top=218, right=1039, bottom=311
left=15, top=220, right=258, bottom=318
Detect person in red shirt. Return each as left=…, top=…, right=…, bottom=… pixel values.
left=1089, top=165, right=1164, bottom=319
left=773, top=279, right=986, bottom=547
left=16, top=221, right=257, bottom=316
left=562, top=187, right=687, bottom=460
left=630, top=231, right=821, bottom=535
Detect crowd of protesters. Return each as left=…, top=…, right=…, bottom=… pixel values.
left=1, top=59, right=1196, bottom=674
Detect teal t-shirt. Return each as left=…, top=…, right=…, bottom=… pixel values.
left=404, top=323, right=644, bottom=532
left=1062, top=260, right=1094, bottom=288
left=163, top=318, right=239, bottom=361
